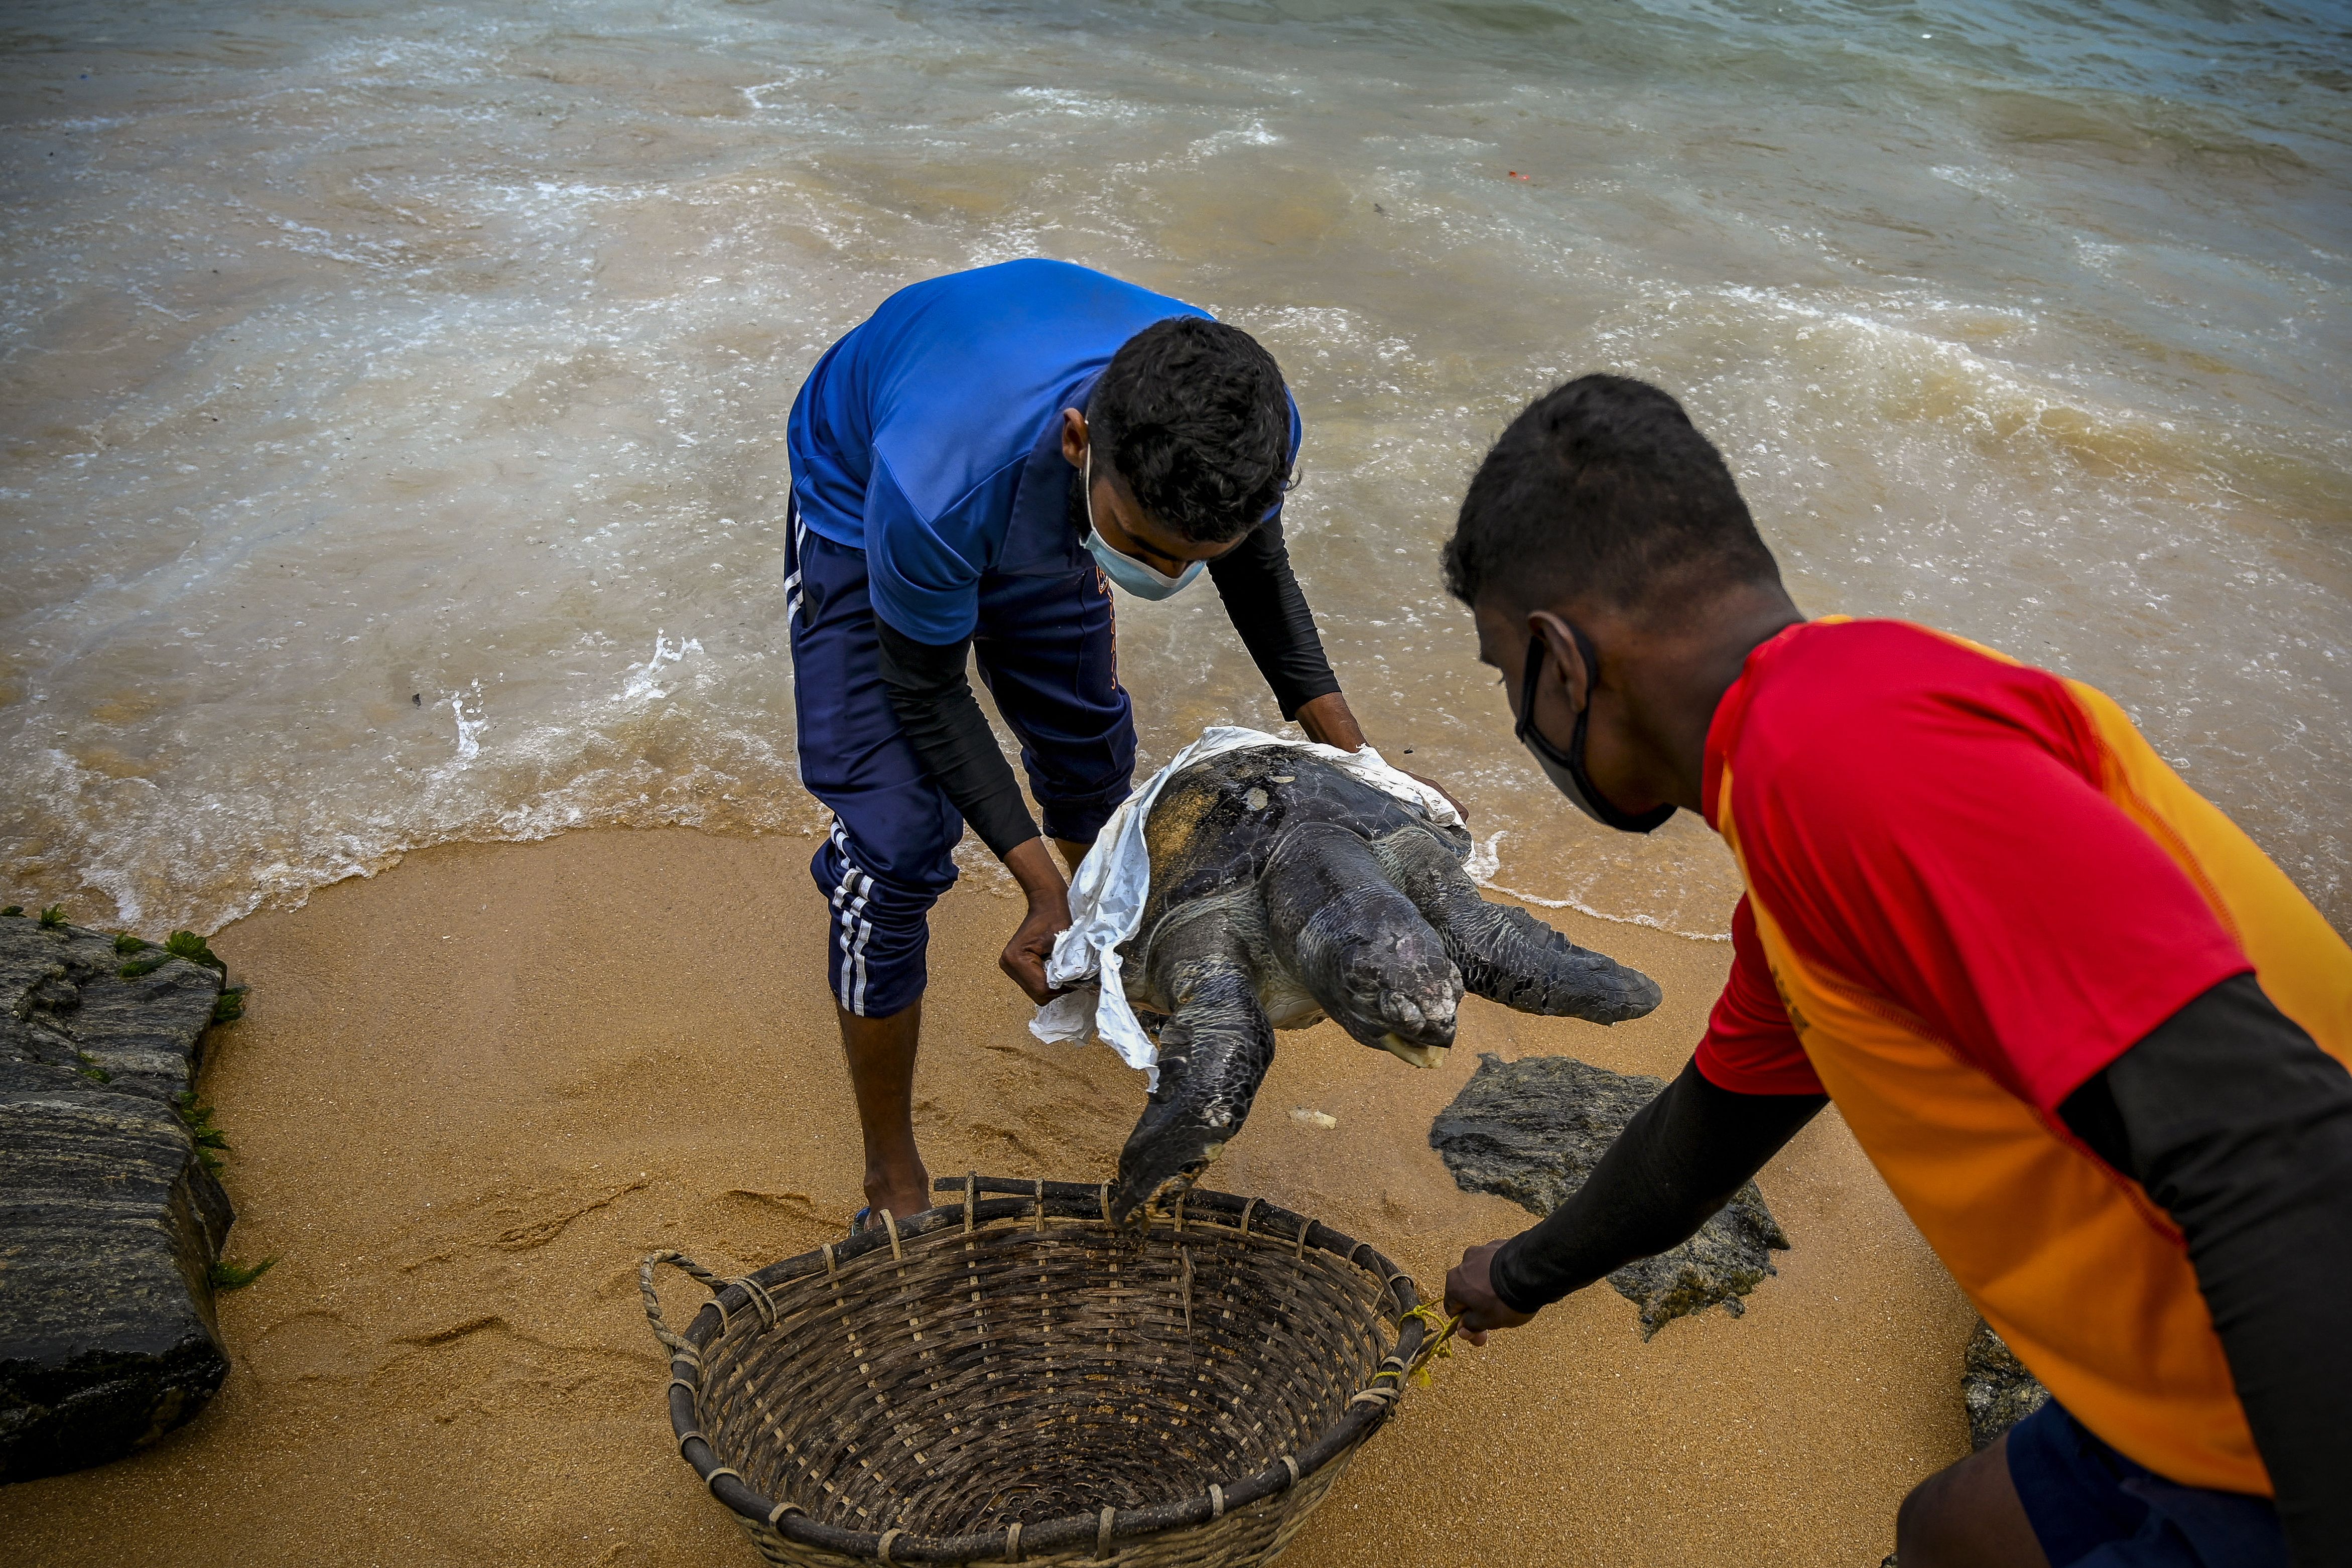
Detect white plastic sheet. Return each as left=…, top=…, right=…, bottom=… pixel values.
left=1028, top=725, right=1462, bottom=1088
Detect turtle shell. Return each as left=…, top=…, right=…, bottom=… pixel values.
left=1130, top=745, right=1467, bottom=948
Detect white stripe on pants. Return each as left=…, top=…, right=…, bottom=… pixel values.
left=784, top=509, right=808, bottom=626
left=828, top=822, right=877, bottom=1014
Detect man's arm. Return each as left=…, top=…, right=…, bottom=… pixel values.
left=2057, top=973, right=2352, bottom=1561
left=872, top=619, right=1037, bottom=858
left=1447, top=1061, right=1826, bottom=1333
left=872, top=620, right=1073, bottom=1002
left=1206, top=519, right=1408, bottom=766
left=1206, top=516, right=1342, bottom=722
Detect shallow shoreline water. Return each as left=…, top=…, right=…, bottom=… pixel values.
left=4, top=0, right=2348, bottom=940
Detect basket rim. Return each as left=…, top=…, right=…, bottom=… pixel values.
left=656, top=1174, right=1427, bottom=1565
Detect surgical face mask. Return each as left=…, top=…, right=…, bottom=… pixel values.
left=1081, top=448, right=1204, bottom=601
left=1516, top=627, right=1676, bottom=834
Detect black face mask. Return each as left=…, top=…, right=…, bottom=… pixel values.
left=1517, top=626, right=1676, bottom=835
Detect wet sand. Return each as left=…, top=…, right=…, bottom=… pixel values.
left=0, top=827, right=1975, bottom=1565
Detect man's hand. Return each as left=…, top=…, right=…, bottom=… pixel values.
left=1402, top=768, right=1469, bottom=822
left=999, top=837, right=1074, bottom=1005
left=1295, top=692, right=1367, bottom=753
left=1295, top=694, right=1468, bottom=821
left=1000, top=898, right=1070, bottom=1004
left=1445, top=1240, right=1536, bottom=1346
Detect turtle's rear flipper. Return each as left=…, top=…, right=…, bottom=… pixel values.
left=1261, top=821, right=1461, bottom=1065
left=1111, top=910, right=1275, bottom=1225
left=1373, top=826, right=1662, bottom=1024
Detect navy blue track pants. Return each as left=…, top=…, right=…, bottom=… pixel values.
left=787, top=522, right=1135, bottom=1016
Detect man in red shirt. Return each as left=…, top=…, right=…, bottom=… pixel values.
left=1438, top=375, right=2350, bottom=1566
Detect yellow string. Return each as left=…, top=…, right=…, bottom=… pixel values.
left=1399, top=1303, right=1463, bottom=1387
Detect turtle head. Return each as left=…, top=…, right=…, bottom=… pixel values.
left=1321, top=922, right=1461, bottom=1069
left=1258, top=821, right=1464, bottom=1070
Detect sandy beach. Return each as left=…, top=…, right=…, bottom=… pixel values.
left=1, top=826, right=1974, bottom=1566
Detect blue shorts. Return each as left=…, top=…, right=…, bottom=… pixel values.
left=2006, top=1400, right=2287, bottom=1568
left=787, top=517, right=1134, bottom=1017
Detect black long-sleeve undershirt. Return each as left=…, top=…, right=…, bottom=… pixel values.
left=873, top=509, right=1342, bottom=862
left=1204, top=514, right=1341, bottom=721
left=873, top=618, right=1039, bottom=860
left=2057, top=973, right=2352, bottom=1562
left=1486, top=1062, right=1825, bottom=1312
left=1487, top=974, right=2352, bottom=1564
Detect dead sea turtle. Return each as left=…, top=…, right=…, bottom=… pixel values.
left=1112, top=744, right=1661, bottom=1220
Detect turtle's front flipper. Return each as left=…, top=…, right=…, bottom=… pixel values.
left=1261, top=821, right=1462, bottom=1067
left=1111, top=907, right=1275, bottom=1225
left=1372, top=826, right=1662, bottom=1023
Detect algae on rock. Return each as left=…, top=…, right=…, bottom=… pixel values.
left=1961, top=1319, right=2050, bottom=1451
left=1, top=912, right=239, bottom=1481
left=1430, top=1052, right=1790, bottom=1338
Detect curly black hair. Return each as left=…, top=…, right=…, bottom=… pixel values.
left=1444, top=374, right=1779, bottom=615
left=1087, top=317, right=1292, bottom=544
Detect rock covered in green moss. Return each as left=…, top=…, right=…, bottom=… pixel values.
left=1962, top=1318, right=2050, bottom=1451
left=1430, top=1051, right=1790, bottom=1338
left=1, top=913, right=235, bottom=1481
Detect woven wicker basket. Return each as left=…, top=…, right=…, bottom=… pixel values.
left=641, top=1175, right=1438, bottom=1567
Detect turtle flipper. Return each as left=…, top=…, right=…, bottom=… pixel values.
left=1372, top=826, right=1662, bottom=1023
left=1111, top=909, right=1275, bottom=1224
left=1260, top=821, right=1461, bottom=1066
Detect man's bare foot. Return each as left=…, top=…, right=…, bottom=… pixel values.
left=863, top=1168, right=933, bottom=1229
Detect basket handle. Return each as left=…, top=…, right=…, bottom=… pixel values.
left=639, top=1249, right=736, bottom=1358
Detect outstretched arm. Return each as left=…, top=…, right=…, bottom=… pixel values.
left=2057, top=974, right=2352, bottom=1564
left=874, top=619, right=1036, bottom=857
left=1446, top=1060, right=1825, bottom=1340
left=1206, top=516, right=1343, bottom=725
left=874, top=619, right=1070, bottom=1001
left=1210, top=520, right=1474, bottom=819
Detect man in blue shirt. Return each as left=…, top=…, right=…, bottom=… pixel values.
left=787, top=259, right=1372, bottom=1225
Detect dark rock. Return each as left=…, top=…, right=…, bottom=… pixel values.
left=1430, top=1052, right=1790, bottom=1338
left=1962, top=1318, right=2049, bottom=1451
left=1, top=917, right=233, bottom=1482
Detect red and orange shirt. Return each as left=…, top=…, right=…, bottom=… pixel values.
left=1693, top=617, right=2352, bottom=1494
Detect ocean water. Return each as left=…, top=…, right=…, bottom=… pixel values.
left=3, top=0, right=2347, bottom=940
